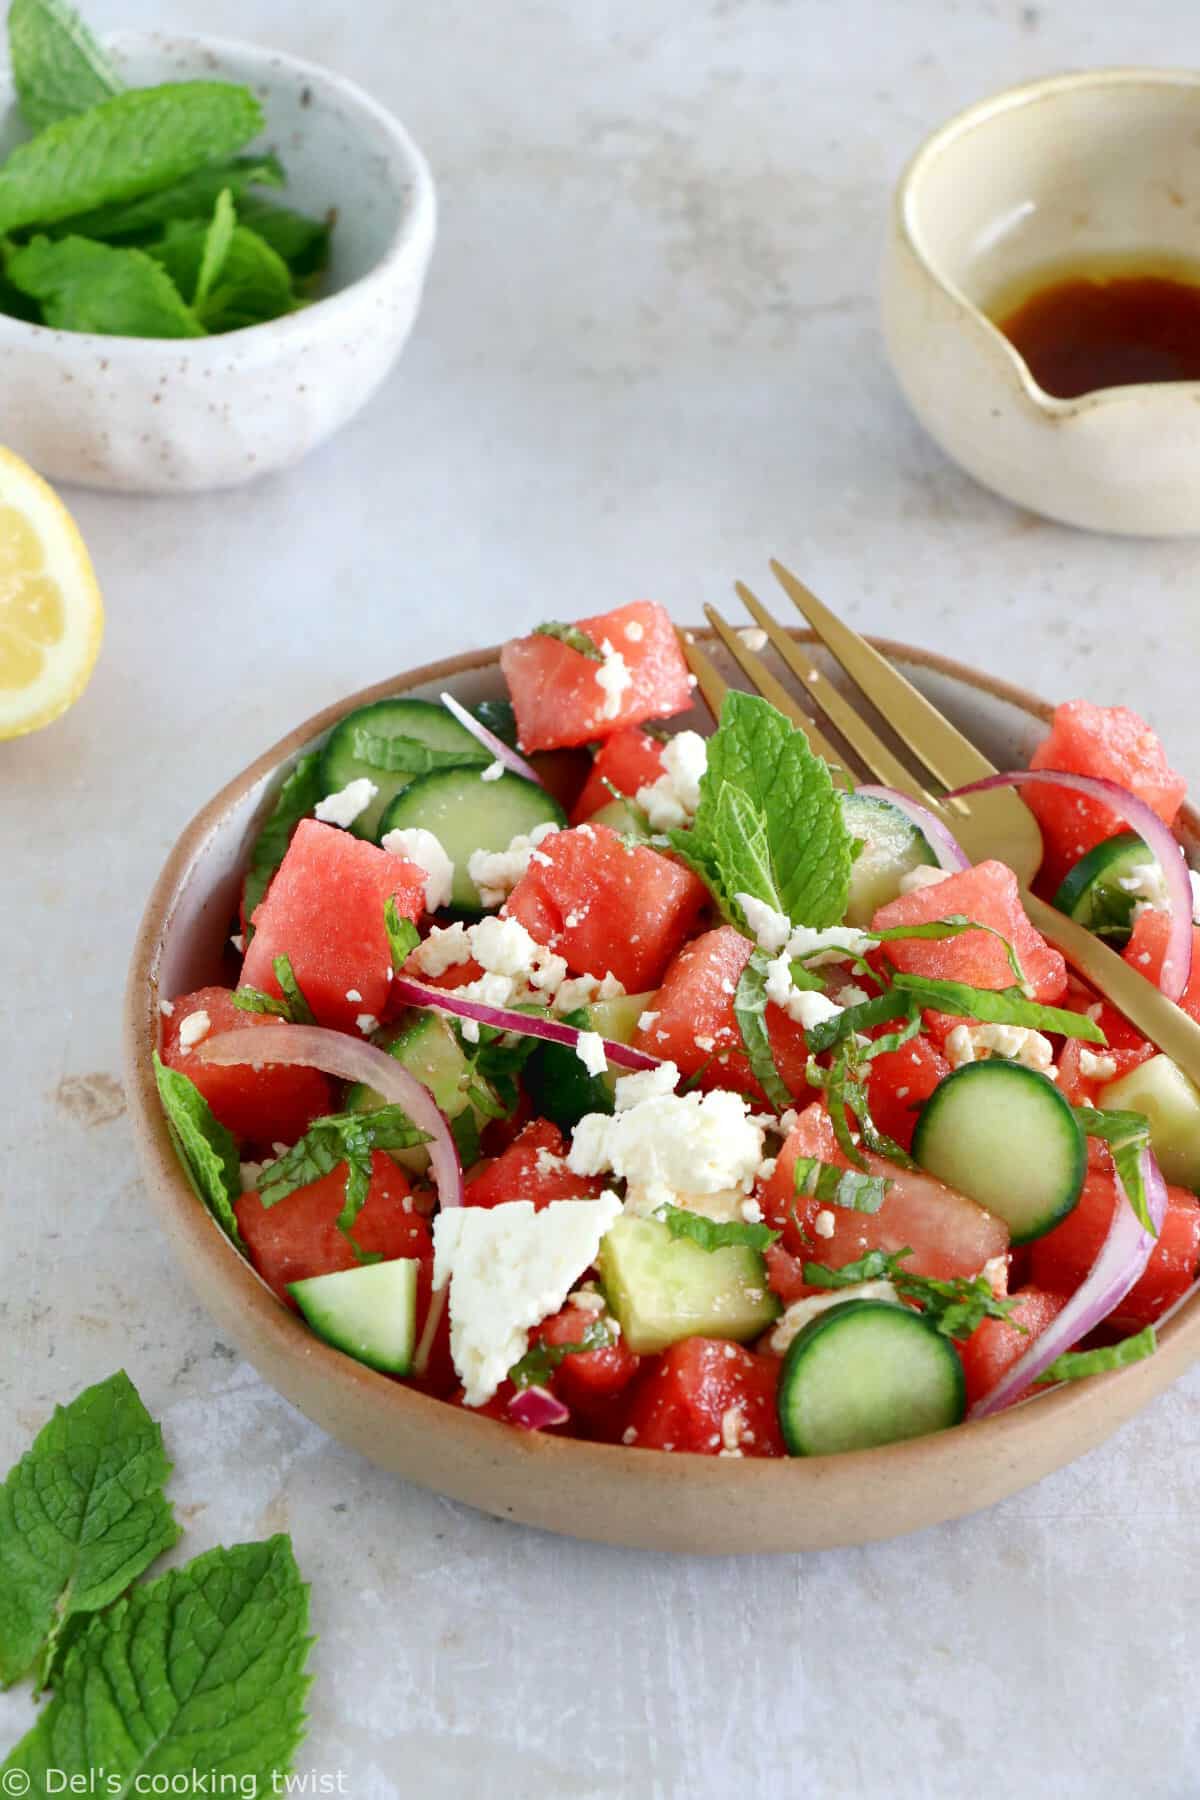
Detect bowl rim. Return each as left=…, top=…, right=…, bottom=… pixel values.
left=893, top=66, right=1200, bottom=417
left=123, top=633, right=1200, bottom=1529
left=0, top=28, right=436, bottom=359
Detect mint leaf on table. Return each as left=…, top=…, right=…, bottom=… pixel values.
left=152, top=1053, right=244, bottom=1248
left=237, top=194, right=331, bottom=280
left=59, top=153, right=285, bottom=241
left=533, top=620, right=603, bottom=661
left=242, top=750, right=324, bottom=932
left=0, top=1371, right=179, bottom=1689
left=256, top=1107, right=429, bottom=1252
left=733, top=948, right=793, bottom=1110
left=0, top=81, right=264, bottom=233
left=192, top=186, right=235, bottom=308
left=2, top=1536, right=313, bottom=1787
left=658, top=1204, right=778, bottom=1253
left=149, top=216, right=295, bottom=332
left=4, top=234, right=203, bottom=335
left=7, top=0, right=123, bottom=131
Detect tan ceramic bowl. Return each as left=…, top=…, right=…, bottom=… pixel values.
left=123, top=636, right=1200, bottom=1552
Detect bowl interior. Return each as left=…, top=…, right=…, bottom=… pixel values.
left=0, top=31, right=414, bottom=297
left=907, top=76, right=1200, bottom=315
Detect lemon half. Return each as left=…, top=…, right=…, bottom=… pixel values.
left=0, top=447, right=103, bottom=739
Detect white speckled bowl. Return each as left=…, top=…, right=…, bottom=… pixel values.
left=0, top=33, right=436, bottom=492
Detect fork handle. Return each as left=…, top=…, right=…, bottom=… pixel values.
left=1022, top=888, right=1200, bottom=1089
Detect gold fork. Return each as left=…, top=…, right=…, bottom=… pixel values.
left=682, top=558, right=1200, bottom=1088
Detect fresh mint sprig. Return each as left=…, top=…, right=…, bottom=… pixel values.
left=256, top=1106, right=429, bottom=1253
left=152, top=1053, right=243, bottom=1247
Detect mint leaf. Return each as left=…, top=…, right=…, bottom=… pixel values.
left=802, top=988, right=913, bottom=1054
left=508, top=1318, right=614, bottom=1388
left=2, top=1536, right=312, bottom=1786
left=152, top=1053, right=243, bottom=1248
left=533, top=620, right=603, bottom=661
left=888, top=973, right=1106, bottom=1042
left=272, top=954, right=315, bottom=1026
left=0, top=1371, right=179, bottom=1689
left=60, top=154, right=285, bottom=241
left=1076, top=1106, right=1155, bottom=1233
left=807, top=1039, right=916, bottom=1170
left=803, top=1248, right=1016, bottom=1340
left=237, top=194, right=330, bottom=279
left=193, top=186, right=235, bottom=307
left=256, top=1107, right=428, bottom=1253
left=871, top=914, right=1026, bottom=985
left=1036, top=1324, right=1156, bottom=1384
left=7, top=0, right=122, bottom=130
left=230, top=985, right=292, bottom=1020
left=713, top=783, right=778, bottom=915
left=4, top=235, right=203, bottom=335
left=150, top=216, right=295, bottom=332
left=0, top=82, right=264, bottom=233
left=733, top=948, right=793, bottom=1110
left=384, top=896, right=420, bottom=973
left=659, top=1204, right=778, bottom=1253
left=450, top=1105, right=482, bottom=1167
left=348, top=724, right=487, bottom=777
left=793, top=1155, right=891, bottom=1214
left=243, top=750, right=323, bottom=932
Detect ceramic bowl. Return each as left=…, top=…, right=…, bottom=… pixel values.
left=882, top=70, right=1200, bottom=536
left=0, top=32, right=436, bottom=493
left=123, top=637, right=1200, bottom=1552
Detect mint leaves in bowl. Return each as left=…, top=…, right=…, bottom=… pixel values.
left=0, top=10, right=435, bottom=491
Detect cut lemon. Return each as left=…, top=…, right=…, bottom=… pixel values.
left=0, top=447, right=103, bottom=739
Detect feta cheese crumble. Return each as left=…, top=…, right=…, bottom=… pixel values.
left=1078, top=1047, right=1118, bottom=1082
left=624, top=620, right=645, bottom=643
left=380, top=825, right=455, bottom=913
left=409, top=920, right=472, bottom=977
left=178, top=1009, right=211, bottom=1050
left=481, top=759, right=505, bottom=782
left=1118, top=861, right=1172, bottom=910
left=813, top=1208, right=836, bottom=1240
left=314, top=777, right=378, bottom=830
left=769, top=1281, right=900, bottom=1356
left=569, top=1075, right=765, bottom=1216
left=899, top=864, right=953, bottom=894
left=945, top=1022, right=1055, bottom=1075
left=575, top=1030, right=607, bottom=1077
left=763, top=952, right=844, bottom=1029
left=635, top=731, right=709, bottom=832
left=736, top=895, right=873, bottom=969
left=595, top=638, right=633, bottom=720
left=466, top=820, right=560, bottom=909
left=356, top=1013, right=380, bottom=1036
left=158, top=998, right=175, bottom=1018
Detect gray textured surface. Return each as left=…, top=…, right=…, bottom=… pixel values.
left=2, top=2, right=1199, bottom=1794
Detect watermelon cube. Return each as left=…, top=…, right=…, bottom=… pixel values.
left=161, top=984, right=333, bottom=1149
left=570, top=726, right=666, bottom=825
left=501, top=601, right=694, bottom=751
left=870, top=859, right=1067, bottom=1003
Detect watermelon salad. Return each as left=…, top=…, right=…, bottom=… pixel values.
left=153, top=601, right=1200, bottom=1459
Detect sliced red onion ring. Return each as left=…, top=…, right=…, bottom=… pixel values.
left=392, top=974, right=662, bottom=1072
left=948, top=770, right=1192, bottom=1002
left=439, top=690, right=543, bottom=786
left=855, top=785, right=970, bottom=872
left=970, top=1144, right=1168, bottom=1418
left=508, top=1386, right=571, bottom=1430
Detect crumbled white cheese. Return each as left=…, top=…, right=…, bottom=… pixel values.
left=769, top=1281, right=900, bottom=1355
left=432, top=1194, right=622, bottom=1404
left=239, top=1161, right=265, bottom=1191
left=178, top=1009, right=211, bottom=1050
left=981, top=1255, right=1008, bottom=1296
left=1118, top=861, right=1171, bottom=909
left=720, top=1405, right=747, bottom=1454
left=637, top=1010, right=660, bottom=1033
left=380, top=825, right=455, bottom=914
left=694, top=1034, right=716, bottom=1053
left=569, top=1082, right=764, bottom=1214
left=158, top=998, right=175, bottom=1018
left=813, top=1208, right=836, bottom=1240
left=741, top=1197, right=764, bottom=1225
left=1079, top=1047, right=1118, bottom=1082
left=467, top=820, right=560, bottom=908
left=481, top=759, right=505, bottom=782
left=459, top=971, right=516, bottom=1010
left=763, top=952, right=844, bottom=1030
left=314, top=777, right=378, bottom=830
left=635, top=731, right=709, bottom=832
left=409, top=920, right=473, bottom=977
left=737, top=626, right=768, bottom=652
left=899, top=864, right=953, bottom=894
left=595, top=638, right=633, bottom=720
left=612, top=1060, right=681, bottom=1110
left=567, top=1283, right=607, bottom=1315
left=472, top=914, right=542, bottom=979
left=345, top=988, right=362, bottom=1003
left=230, top=933, right=245, bottom=955
left=624, top=619, right=645, bottom=643
left=736, top=897, right=873, bottom=971
left=575, top=1030, right=607, bottom=1077
left=356, top=1013, right=380, bottom=1036
left=945, top=1022, right=1055, bottom=1075
left=555, top=971, right=625, bottom=1014
left=737, top=895, right=792, bottom=954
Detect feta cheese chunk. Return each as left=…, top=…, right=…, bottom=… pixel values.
left=409, top=920, right=472, bottom=977
left=481, top=759, right=505, bottom=782
left=575, top=1030, right=607, bottom=1077
left=178, top=1009, right=211, bottom=1050
left=635, top=730, right=709, bottom=832
left=945, top=1022, right=1055, bottom=1075
left=1078, top=1047, right=1118, bottom=1081
left=612, top=1060, right=681, bottom=1110
left=595, top=638, right=632, bottom=720
left=467, top=820, right=560, bottom=909
left=432, top=1194, right=622, bottom=1405
left=737, top=895, right=792, bottom=955
left=763, top=952, right=844, bottom=1029
left=314, top=777, right=378, bottom=830
left=568, top=1084, right=764, bottom=1214
left=736, top=896, right=872, bottom=969
left=381, top=825, right=455, bottom=913
left=769, top=1281, right=900, bottom=1356
left=899, top=864, right=953, bottom=894
left=1118, top=861, right=1172, bottom=911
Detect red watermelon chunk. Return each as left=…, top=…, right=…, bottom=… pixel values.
left=1026, top=700, right=1187, bottom=894
left=866, top=1034, right=950, bottom=1152
left=242, top=819, right=426, bottom=1034
left=570, top=726, right=666, bottom=825
left=465, top=1119, right=606, bottom=1209
left=1123, top=911, right=1200, bottom=1025
left=161, top=985, right=334, bottom=1150
left=501, top=601, right=694, bottom=751
left=503, top=822, right=708, bottom=991
left=1030, top=1157, right=1200, bottom=1331
left=960, top=1285, right=1066, bottom=1410
left=870, top=859, right=1067, bottom=1003
left=623, top=1339, right=785, bottom=1457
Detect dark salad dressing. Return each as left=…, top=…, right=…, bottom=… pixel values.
left=989, top=260, right=1200, bottom=399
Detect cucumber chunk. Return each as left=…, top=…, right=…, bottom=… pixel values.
left=319, top=698, right=488, bottom=841
left=777, top=1298, right=965, bottom=1455
left=589, top=797, right=651, bottom=840
left=840, top=791, right=937, bottom=927
left=378, top=767, right=566, bottom=912
left=346, top=1011, right=491, bottom=1171
left=1100, top=1054, right=1200, bottom=1189
left=289, top=1258, right=418, bottom=1374
left=598, top=1214, right=780, bottom=1354
left=525, top=1008, right=613, bottom=1131
left=1052, top=831, right=1155, bottom=947
left=912, top=1060, right=1085, bottom=1243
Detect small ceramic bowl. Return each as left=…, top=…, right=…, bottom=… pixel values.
left=882, top=70, right=1200, bottom=536
left=123, top=637, right=1200, bottom=1553
left=0, top=32, right=436, bottom=493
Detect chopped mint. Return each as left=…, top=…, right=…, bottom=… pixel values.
left=887, top=972, right=1107, bottom=1042
left=1036, top=1325, right=1156, bottom=1385
left=793, top=1155, right=891, bottom=1214
left=533, top=620, right=603, bottom=661
left=230, top=984, right=292, bottom=1020
left=384, top=896, right=420, bottom=973
left=803, top=1248, right=1017, bottom=1341
left=242, top=750, right=324, bottom=935
left=272, top=954, right=315, bottom=1026
left=508, top=1317, right=614, bottom=1388
left=869, top=914, right=1026, bottom=986
left=733, top=948, right=793, bottom=1111
left=348, top=723, right=487, bottom=777
left=4, top=234, right=203, bottom=335
left=7, top=0, right=122, bottom=131
left=1076, top=1106, right=1156, bottom=1234
left=256, top=1106, right=428, bottom=1253
left=152, top=1053, right=243, bottom=1248
left=803, top=989, right=913, bottom=1054
left=658, top=1204, right=778, bottom=1253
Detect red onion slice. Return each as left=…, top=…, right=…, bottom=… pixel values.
left=970, top=1144, right=1168, bottom=1418
left=855, top=785, right=970, bottom=872
left=507, top=1386, right=571, bottom=1430
left=198, top=1024, right=464, bottom=1213
left=439, top=690, right=544, bottom=786
left=948, top=770, right=1193, bottom=1002
left=392, top=974, right=662, bottom=1072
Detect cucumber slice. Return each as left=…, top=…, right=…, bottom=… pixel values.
left=840, top=791, right=937, bottom=928
left=590, top=990, right=655, bottom=1046
left=1100, top=1054, right=1200, bottom=1188
left=1052, top=831, right=1155, bottom=946
left=318, top=698, right=488, bottom=841
left=598, top=1214, right=780, bottom=1354
left=912, top=1060, right=1085, bottom=1243
left=777, top=1298, right=965, bottom=1455
left=525, top=1007, right=614, bottom=1130
left=346, top=1011, right=491, bottom=1171
left=289, top=1258, right=418, bottom=1373
left=378, top=767, right=566, bottom=912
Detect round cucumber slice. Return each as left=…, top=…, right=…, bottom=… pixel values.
left=1052, top=831, right=1156, bottom=947
left=378, top=766, right=566, bottom=912
left=912, top=1059, right=1085, bottom=1244
left=318, top=698, right=488, bottom=841
left=840, top=791, right=937, bottom=928
left=777, top=1299, right=965, bottom=1456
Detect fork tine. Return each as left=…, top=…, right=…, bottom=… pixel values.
left=703, top=605, right=849, bottom=778
left=769, top=559, right=997, bottom=788
left=676, top=628, right=729, bottom=721
left=734, top=582, right=947, bottom=809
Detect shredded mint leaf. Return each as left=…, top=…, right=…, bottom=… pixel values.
left=0, top=82, right=264, bottom=234
left=733, top=949, right=793, bottom=1110
left=450, top=1105, right=482, bottom=1167
left=803, top=989, right=913, bottom=1054
left=242, top=751, right=323, bottom=934
left=237, top=194, right=330, bottom=280
left=384, top=897, right=420, bottom=973
left=793, top=1155, right=891, bottom=1214
left=349, top=724, right=487, bottom=777
left=803, top=1247, right=1016, bottom=1341
left=57, top=154, right=285, bottom=241
left=0, top=1371, right=180, bottom=1690
left=7, top=0, right=122, bottom=130
left=508, top=1318, right=614, bottom=1388
left=460, top=1021, right=540, bottom=1117
left=193, top=185, right=235, bottom=307
left=1076, top=1106, right=1156, bottom=1234
left=256, top=1107, right=427, bottom=1254
left=272, top=954, right=315, bottom=1026
left=871, top=914, right=1026, bottom=986
left=888, top=973, right=1106, bottom=1043
left=2, top=1535, right=312, bottom=1788
left=230, top=985, right=292, bottom=1020
left=4, top=234, right=203, bottom=335
left=1036, top=1325, right=1156, bottom=1385
left=806, top=1039, right=917, bottom=1170
left=658, top=1204, right=778, bottom=1253
left=152, top=1053, right=243, bottom=1248
left=533, top=620, right=603, bottom=661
